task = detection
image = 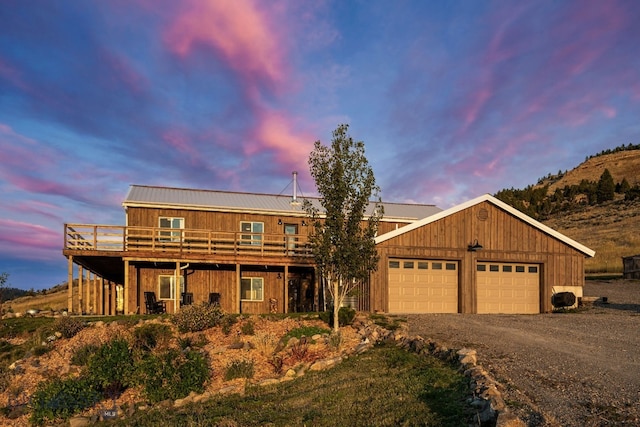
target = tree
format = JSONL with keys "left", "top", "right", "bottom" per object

{"left": 304, "top": 124, "right": 383, "bottom": 331}
{"left": 596, "top": 168, "right": 615, "bottom": 203}
{"left": 0, "top": 272, "right": 9, "bottom": 314}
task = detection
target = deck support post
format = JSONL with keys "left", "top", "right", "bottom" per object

{"left": 78, "top": 265, "right": 83, "bottom": 315}
{"left": 236, "top": 264, "right": 241, "bottom": 313}
{"left": 124, "top": 260, "right": 129, "bottom": 315}
{"left": 284, "top": 265, "right": 289, "bottom": 313}
{"left": 67, "top": 256, "right": 73, "bottom": 314}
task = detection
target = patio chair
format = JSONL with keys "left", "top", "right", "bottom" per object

{"left": 181, "top": 292, "right": 193, "bottom": 306}
{"left": 144, "top": 291, "right": 166, "bottom": 314}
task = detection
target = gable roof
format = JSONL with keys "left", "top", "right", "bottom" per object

{"left": 123, "top": 185, "right": 442, "bottom": 223}
{"left": 375, "top": 193, "right": 595, "bottom": 257}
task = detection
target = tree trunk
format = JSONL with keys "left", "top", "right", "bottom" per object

{"left": 333, "top": 277, "right": 340, "bottom": 332}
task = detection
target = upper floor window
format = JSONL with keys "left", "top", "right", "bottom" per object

{"left": 159, "top": 217, "right": 184, "bottom": 242}
{"left": 240, "top": 221, "right": 263, "bottom": 246}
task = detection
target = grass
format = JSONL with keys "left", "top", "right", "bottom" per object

{"left": 105, "top": 343, "right": 471, "bottom": 427}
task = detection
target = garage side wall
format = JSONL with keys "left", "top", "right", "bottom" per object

{"left": 370, "top": 201, "right": 587, "bottom": 313}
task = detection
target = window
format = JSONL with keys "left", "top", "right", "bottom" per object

{"left": 446, "top": 263, "right": 456, "bottom": 271}
{"left": 432, "top": 262, "right": 442, "bottom": 270}
{"left": 528, "top": 266, "right": 538, "bottom": 273}
{"left": 417, "top": 262, "right": 428, "bottom": 270}
{"left": 159, "top": 217, "right": 184, "bottom": 242}
{"left": 241, "top": 277, "right": 264, "bottom": 301}
{"left": 403, "top": 261, "right": 414, "bottom": 269}
{"left": 489, "top": 265, "right": 499, "bottom": 272}
{"left": 503, "top": 265, "right": 512, "bottom": 272}
{"left": 240, "top": 222, "right": 263, "bottom": 246}
{"left": 477, "top": 264, "right": 486, "bottom": 272}
{"left": 389, "top": 261, "right": 400, "bottom": 268}
{"left": 516, "top": 266, "right": 525, "bottom": 273}
{"left": 158, "top": 275, "right": 185, "bottom": 300}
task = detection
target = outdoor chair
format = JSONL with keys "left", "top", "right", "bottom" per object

{"left": 209, "top": 292, "right": 221, "bottom": 306}
{"left": 144, "top": 291, "right": 166, "bottom": 314}
{"left": 181, "top": 292, "right": 193, "bottom": 306}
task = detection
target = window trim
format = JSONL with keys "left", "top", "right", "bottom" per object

{"left": 241, "top": 277, "right": 264, "bottom": 302}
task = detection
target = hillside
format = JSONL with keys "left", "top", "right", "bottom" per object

{"left": 500, "top": 145, "right": 640, "bottom": 274}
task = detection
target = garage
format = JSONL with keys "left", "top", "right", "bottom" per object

{"left": 476, "top": 262, "right": 540, "bottom": 314}
{"left": 388, "top": 259, "right": 458, "bottom": 313}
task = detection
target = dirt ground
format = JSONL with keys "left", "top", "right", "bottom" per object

{"left": 408, "top": 280, "right": 640, "bottom": 426}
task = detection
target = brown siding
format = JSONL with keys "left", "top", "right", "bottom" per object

{"left": 371, "top": 201, "right": 588, "bottom": 313}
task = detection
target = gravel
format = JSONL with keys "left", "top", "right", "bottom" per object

{"left": 407, "top": 280, "right": 640, "bottom": 426}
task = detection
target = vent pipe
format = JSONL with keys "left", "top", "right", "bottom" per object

{"left": 292, "top": 171, "right": 298, "bottom": 203}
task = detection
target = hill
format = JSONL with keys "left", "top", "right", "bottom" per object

{"left": 496, "top": 144, "right": 640, "bottom": 274}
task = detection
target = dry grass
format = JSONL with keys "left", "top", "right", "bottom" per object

{"left": 4, "top": 289, "right": 70, "bottom": 314}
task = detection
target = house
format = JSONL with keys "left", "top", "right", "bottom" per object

{"left": 62, "top": 186, "right": 595, "bottom": 316}
{"left": 62, "top": 182, "right": 440, "bottom": 315}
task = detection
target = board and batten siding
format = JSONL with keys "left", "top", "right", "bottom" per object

{"left": 370, "top": 201, "right": 587, "bottom": 313}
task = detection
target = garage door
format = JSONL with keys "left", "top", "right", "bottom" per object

{"left": 388, "top": 259, "right": 458, "bottom": 313}
{"left": 476, "top": 263, "right": 539, "bottom": 314}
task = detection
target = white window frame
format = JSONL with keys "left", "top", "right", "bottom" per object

{"left": 158, "top": 275, "right": 185, "bottom": 300}
{"left": 241, "top": 277, "right": 264, "bottom": 301}
{"left": 159, "top": 217, "right": 184, "bottom": 242}
{"left": 240, "top": 221, "right": 263, "bottom": 246}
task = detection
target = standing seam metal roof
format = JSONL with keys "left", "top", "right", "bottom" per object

{"left": 123, "top": 185, "right": 442, "bottom": 221}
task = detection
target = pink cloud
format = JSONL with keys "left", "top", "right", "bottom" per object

{"left": 0, "top": 219, "right": 61, "bottom": 260}
{"left": 165, "top": 0, "right": 288, "bottom": 90}
{"left": 98, "top": 48, "right": 149, "bottom": 95}
{"left": 0, "top": 124, "right": 57, "bottom": 171}
{"left": 246, "top": 111, "right": 314, "bottom": 166}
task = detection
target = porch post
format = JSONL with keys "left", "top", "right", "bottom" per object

{"left": 98, "top": 276, "right": 104, "bottom": 315}
{"left": 78, "top": 265, "right": 83, "bottom": 314}
{"left": 67, "top": 256, "right": 73, "bottom": 313}
{"left": 110, "top": 281, "right": 116, "bottom": 315}
{"left": 284, "top": 265, "right": 289, "bottom": 313}
{"left": 236, "top": 264, "right": 241, "bottom": 313}
{"left": 314, "top": 267, "right": 319, "bottom": 312}
{"left": 124, "top": 260, "right": 129, "bottom": 315}
{"left": 86, "top": 272, "right": 92, "bottom": 314}
{"left": 174, "top": 262, "right": 180, "bottom": 313}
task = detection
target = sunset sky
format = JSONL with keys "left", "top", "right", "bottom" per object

{"left": 1, "top": 0, "right": 640, "bottom": 290}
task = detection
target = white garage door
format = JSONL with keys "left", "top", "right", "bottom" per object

{"left": 388, "top": 259, "right": 458, "bottom": 313}
{"left": 476, "top": 263, "right": 540, "bottom": 314}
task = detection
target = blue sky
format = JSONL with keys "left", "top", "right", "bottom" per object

{"left": 1, "top": 0, "right": 640, "bottom": 290}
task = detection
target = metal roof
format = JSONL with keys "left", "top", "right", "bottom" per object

{"left": 123, "top": 185, "right": 441, "bottom": 222}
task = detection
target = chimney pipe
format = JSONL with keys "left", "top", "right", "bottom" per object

{"left": 292, "top": 171, "right": 298, "bottom": 202}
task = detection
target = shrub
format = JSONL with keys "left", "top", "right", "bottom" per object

{"left": 268, "top": 355, "right": 283, "bottom": 375}
{"left": 52, "top": 316, "right": 86, "bottom": 339}
{"left": 224, "top": 359, "right": 255, "bottom": 381}
{"left": 284, "top": 325, "right": 330, "bottom": 342}
{"left": 319, "top": 307, "right": 356, "bottom": 327}
{"left": 240, "top": 319, "right": 255, "bottom": 335}
{"left": 220, "top": 314, "right": 238, "bottom": 335}
{"left": 86, "top": 338, "right": 135, "bottom": 394}
{"left": 30, "top": 376, "right": 101, "bottom": 425}
{"left": 252, "top": 332, "right": 278, "bottom": 356}
{"left": 70, "top": 343, "right": 100, "bottom": 366}
{"left": 32, "top": 344, "right": 49, "bottom": 357}
{"left": 133, "top": 323, "right": 173, "bottom": 351}
{"left": 171, "top": 303, "right": 225, "bottom": 333}
{"left": 328, "top": 331, "right": 343, "bottom": 351}
{"left": 137, "top": 349, "right": 209, "bottom": 403}
{"left": 287, "top": 341, "right": 309, "bottom": 363}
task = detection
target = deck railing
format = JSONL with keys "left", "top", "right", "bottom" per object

{"left": 64, "top": 224, "right": 313, "bottom": 257}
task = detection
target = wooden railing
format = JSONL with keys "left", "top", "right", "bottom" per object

{"left": 64, "top": 224, "right": 312, "bottom": 258}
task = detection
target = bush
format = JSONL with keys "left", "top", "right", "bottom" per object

{"left": 86, "top": 338, "right": 135, "bottom": 394}
{"left": 30, "top": 376, "right": 101, "bottom": 425}
{"left": 284, "top": 325, "right": 330, "bottom": 342}
{"left": 70, "top": 343, "right": 100, "bottom": 366}
{"left": 171, "top": 303, "right": 225, "bottom": 333}
{"left": 224, "top": 359, "right": 255, "bottom": 381}
{"left": 319, "top": 307, "right": 356, "bottom": 327}
{"left": 252, "top": 332, "right": 278, "bottom": 356}
{"left": 137, "top": 349, "right": 209, "bottom": 403}
{"left": 240, "top": 319, "right": 255, "bottom": 335}
{"left": 52, "top": 316, "right": 86, "bottom": 339}
{"left": 133, "top": 323, "right": 173, "bottom": 351}
{"left": 220, "top": 314, "right": 239, "bottom": 335}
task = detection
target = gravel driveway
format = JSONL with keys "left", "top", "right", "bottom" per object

{"left": 407, "top": 280, "right": 640, "bottom": 426}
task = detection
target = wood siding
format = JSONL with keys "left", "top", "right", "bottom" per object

{"left": 370, "top": 201, "right": 587, "bottom": 313}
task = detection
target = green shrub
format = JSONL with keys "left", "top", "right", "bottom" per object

{"left": 30, "top": 376, "right": 101, "bottom": 425}
{"left": 224, "top": 359, "right": 255, "bottom": 381}
{"left": 240, "top": 319, "right": 255, "bottom": 335}
{"left": 52, "top": 316, "right": 86, "bottom": 339}
{"left": 319, "top": 307, "right": 356, "bottom": 327}
{"left": 32, "top": 344, "right": 49, "bottom": 357}
{"left": 137, "top": 349, "right": 209, "bottom": 403}
{"left": 220, "top": 314, "right": 239, "bottom": 335}
{"left": 284, "top": 325, "right": 330, "bottom": 342}
{"left": 86, "top": 338, "right": 135, "bottom": 394}
{"left": 70, "top": 343, "right": 100, "bottom": 366}
{"left": 133, "top": 323, "right": 173, "bottom": 351}
{"left": 171, "top": 303, "right": 225, "bottom": 333}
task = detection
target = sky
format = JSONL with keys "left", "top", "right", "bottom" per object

{"left": 1, "top": 0, "right": 640, "bottom": 290}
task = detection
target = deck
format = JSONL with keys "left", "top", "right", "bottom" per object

{"left": 64, "top": 224, "right": 313, "bottom": 259}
